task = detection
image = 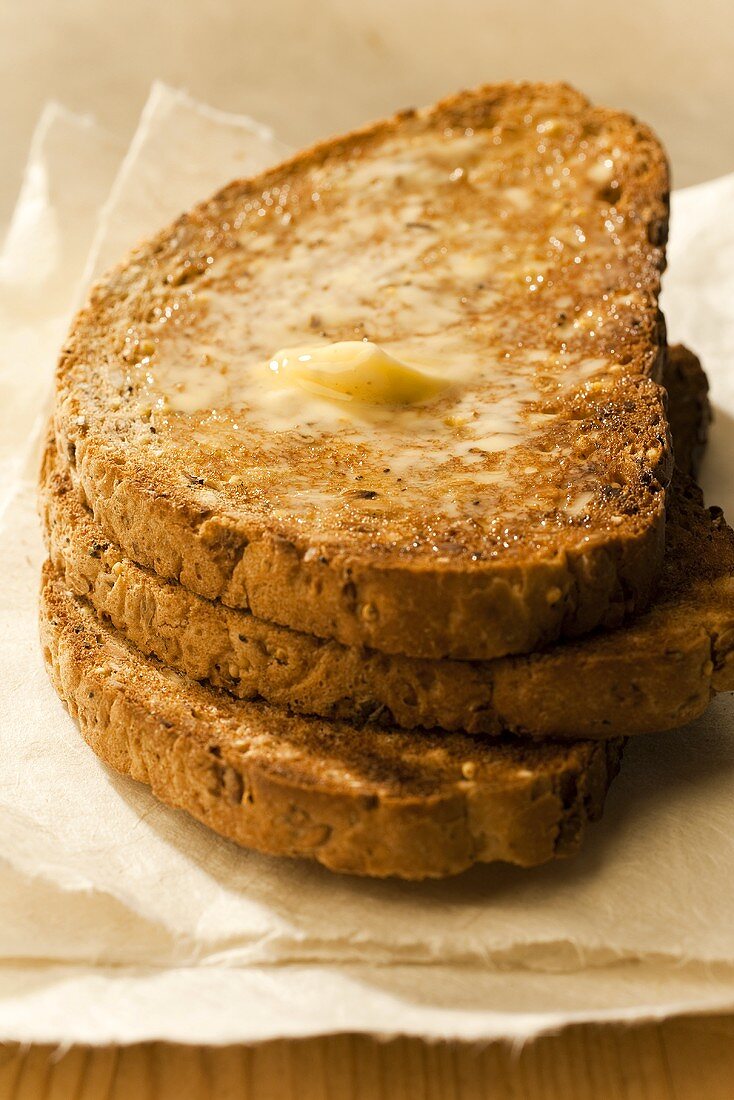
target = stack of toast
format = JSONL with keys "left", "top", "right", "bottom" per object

{"left": 39, "top": 83, "right": 734, "bottom": 878}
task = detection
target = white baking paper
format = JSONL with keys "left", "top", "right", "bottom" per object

{"left": 1, "top": 84, "right": 734, "bottom": 1046}
{"left": 0, "top": 104, "right": 122, "bottom": 512}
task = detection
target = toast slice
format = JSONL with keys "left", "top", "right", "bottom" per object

{"left": 43, "top": 348, "right": 733, "bottom": 739}
{"left": 55, "top": 82, "right": 671, "bottom": 661}
{"left": 39, "top": 565, "right": 622, "bottom": 878}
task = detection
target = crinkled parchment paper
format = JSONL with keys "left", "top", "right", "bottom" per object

{"left": 0, "top": 84, "right": 733, "bottom": 1045}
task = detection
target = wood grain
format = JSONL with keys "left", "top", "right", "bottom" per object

{"left": 2, "top": 1016, "right": 734, "bottom": 1100}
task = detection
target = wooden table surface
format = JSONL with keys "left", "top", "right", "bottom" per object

{"left": 2, "top": 1015, "right": 734, "bottom": 1099}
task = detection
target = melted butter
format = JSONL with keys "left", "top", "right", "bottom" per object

{"left": 268, "top": 341, "right": 449, "bottom": 406}
{"left": 130, "top": 116, "right": 649, "bottom": 525}
{"left": 587, "top": 157, "right": 615, "bottom": 185}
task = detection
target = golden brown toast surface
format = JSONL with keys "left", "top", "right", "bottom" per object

{"left": 55, "top": 82, "right": 670, "bottom": 659}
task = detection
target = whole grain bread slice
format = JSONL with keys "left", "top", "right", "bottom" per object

{"left": 54, "top": 81, "right": 671, "bottom": 661}
{"left": 43, "top": 349, "right": 733, "bottom": 739}
{"left": 39, "top": 565, "right": 622, "bottom": 878}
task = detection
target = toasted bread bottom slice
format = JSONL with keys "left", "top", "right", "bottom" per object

{"left": 42, "top": 349, "right": 734, "bottom": 739}
{"left": 39, "top": 565, "right": 622, "bottom": 878}
{"left": 55, "top": 82, "right": 671, "bottom": 662}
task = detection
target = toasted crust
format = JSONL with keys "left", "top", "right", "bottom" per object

{"left": 664, "top": 341, "right": 712, "bottom": 476}
{"left": 54, "top": 82, "right": 671, "bottom": 660}
{"left": 39, "top": 566, "right": 622, "bottom": 878}
{"left": 43, "top": 350, "right": 733, "bottom": 739}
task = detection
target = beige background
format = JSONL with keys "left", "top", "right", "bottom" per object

{"left": 2, "top": 0, "right": 734, "bottom": 232}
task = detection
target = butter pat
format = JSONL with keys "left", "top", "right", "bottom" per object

{"left": 268, "top": 341, "right": 448, "bottom": 406}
